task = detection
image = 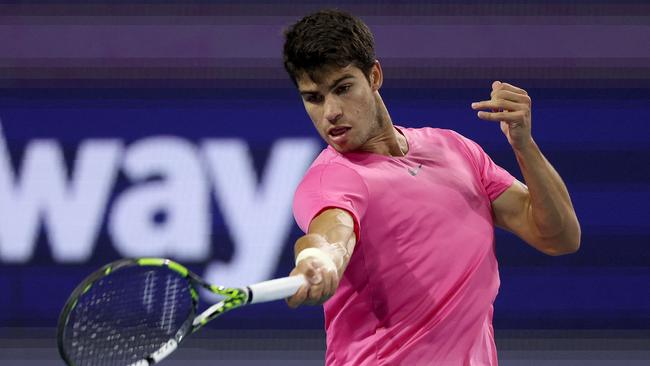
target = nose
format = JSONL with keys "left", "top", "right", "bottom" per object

{"left": 324, "top": 97, "right": 342, "bottom": 124}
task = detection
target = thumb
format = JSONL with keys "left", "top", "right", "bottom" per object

{"left": 305, "top": 264, "right": 322, "bottom": 285}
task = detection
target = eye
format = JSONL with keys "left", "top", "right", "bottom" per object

{"left": 336, "top": 84, "right": 351, "bottom": 94}
{"left": 304, "top": 94, "right": 323, "bottom": 104}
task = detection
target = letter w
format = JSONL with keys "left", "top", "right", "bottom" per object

{"left": 0, "top": 122, "right": 121, "bottom": 263}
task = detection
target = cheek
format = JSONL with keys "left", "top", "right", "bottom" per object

{"left": 304, "top": 106, "right": 320, "bottom": 124}
{"left": 307, "top": 110, "right": 328, "bottom": 136}
{"left": 352, "top": 106, "right": 363, "bottom": 120}
{"left": 355, "top": 97, "right": 372, "bottom": 124}
{"left": 348, "top": 94, "right": 366, "bottom": 117}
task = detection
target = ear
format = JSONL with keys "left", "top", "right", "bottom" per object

{"left": 369, "top": 60, "right": 383, "bottom": 91}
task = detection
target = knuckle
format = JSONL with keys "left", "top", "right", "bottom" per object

{"left": 308, "top": 285, "right": 321, "bottom": 298}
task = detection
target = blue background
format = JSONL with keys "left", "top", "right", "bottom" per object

{"left": 0, "top": 2, "right": 648, "bottom": 354}
{"left": 0, "top": 86, "right": 648, "bottom": 330}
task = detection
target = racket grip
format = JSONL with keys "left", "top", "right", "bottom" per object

{"left": 247, "top": 275, "right": 306, "bottom": 304}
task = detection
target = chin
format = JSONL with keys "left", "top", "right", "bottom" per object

{"left": 323, "top": 132, "right": 358, "bottom": 153}
{"left": 329, "top": 142, "right": 353, "bottom": 153}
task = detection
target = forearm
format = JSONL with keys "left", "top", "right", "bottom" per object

{"left": 287, "top": 209, "right": 356, "bottom": 308}
{"left": 513, "top": 139, "right": 580, "bottom": 253}
{"left": 294, "top": 209, "right": 356, "bottom": 277}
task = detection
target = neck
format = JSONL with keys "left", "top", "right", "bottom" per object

{"left": 359, "top": 94, "right": 408, "bottom": 157}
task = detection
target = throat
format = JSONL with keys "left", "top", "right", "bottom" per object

{"left": 393, "top": 128, "right": 409, "bottom": 157}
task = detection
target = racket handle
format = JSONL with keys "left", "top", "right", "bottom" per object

{"left": 247, "top": 275, "right": 306, "bottom": 304}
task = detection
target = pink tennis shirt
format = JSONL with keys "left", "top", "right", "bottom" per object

{"left": 293, "top": 127, "right": 515, "bottom": 365}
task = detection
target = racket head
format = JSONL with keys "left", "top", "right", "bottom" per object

{"left": 57, "top": 258, "right": 198, "bottom": 366}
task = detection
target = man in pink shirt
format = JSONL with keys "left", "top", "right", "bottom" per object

{"left": 283, "top": 10, "right": 580, "bottom": 366}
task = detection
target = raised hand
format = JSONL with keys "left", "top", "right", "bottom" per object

{"left": 471, "top": 81, "right": 533, "bottom": 150}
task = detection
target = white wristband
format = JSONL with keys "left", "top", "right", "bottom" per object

{"left": 295, "top": 248, "right": 337, "bottom": 271}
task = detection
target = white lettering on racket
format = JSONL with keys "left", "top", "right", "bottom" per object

{"left": 127, "top": 361, "right": 149, "bottom": 366}
{"left": 150, "top": 339, "right": 178, "bottom": 363}
{"left": 126, "top": 339, "right": 178, "bottom": 366}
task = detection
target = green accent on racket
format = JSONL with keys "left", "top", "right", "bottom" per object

{"left": 57, "top": 257, "right": 305, "bottom": 366}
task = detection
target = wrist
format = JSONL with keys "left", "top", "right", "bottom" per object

{"left": 512, "top": 137, "right": 537, "bottom": 155}
{"left": 295, "top": 247, "right": 337, "bottom": 272}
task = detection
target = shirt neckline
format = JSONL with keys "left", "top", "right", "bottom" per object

{"left": 328, "top": 125, "right": 414, "bottom": 162}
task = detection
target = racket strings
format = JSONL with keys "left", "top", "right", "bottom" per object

{"left": 63, "top": 266, "right": 193, "bottom": 366}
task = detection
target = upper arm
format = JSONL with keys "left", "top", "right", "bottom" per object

{"left": 491, "top": 180, "right": 539, "bottom": 249}
{"left": 492, "top": 179, "right": 574, "bottom": 255}
{"left": 292, "top": 163, "right": 367, "bottom": 272}
{"left": 293, "top": 163, "right": 369, "bottom": 235}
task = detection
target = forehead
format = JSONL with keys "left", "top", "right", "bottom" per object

{"left": 296, "top": 65, "right": 362, "bottom": 91}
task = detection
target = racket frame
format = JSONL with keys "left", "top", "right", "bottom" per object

{"left": 57, "top": 258, "right": 251, "bottom": 366}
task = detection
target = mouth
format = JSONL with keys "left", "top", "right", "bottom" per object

{"left": 328, "top": 126, "right": 351, "bottom": 145}
{"left": 328, "top": 126, "right": 350, "bottom": 137}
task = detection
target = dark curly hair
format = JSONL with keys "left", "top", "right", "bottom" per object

{"left": 283, "top": 9, "right": 376, "bottom": 86}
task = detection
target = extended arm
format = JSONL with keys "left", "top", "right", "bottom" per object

{"left": 286, "top": 208, "right": 357, "bottom": 307}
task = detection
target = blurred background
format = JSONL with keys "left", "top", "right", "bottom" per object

{"left": 0, "top": 0, "right": 648, "bottom": 365}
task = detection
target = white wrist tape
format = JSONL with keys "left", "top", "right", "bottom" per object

{"left": 295, "top": 248, "right": 337, "bottom": 271}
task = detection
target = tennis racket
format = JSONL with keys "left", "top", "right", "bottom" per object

{"left": 57, "top": 257, "right": 305, "bottom": 366}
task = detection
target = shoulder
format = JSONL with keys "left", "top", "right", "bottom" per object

{"left": 421, "top": 127, "right": 469, "bottom": 143}
{"left": 303, "top": 147, "right": 366, "bottom": 180}
{"left": 293, "top": 149, "right": 370, "bottom": 233}
{"left": 400, "top": 126, "right": 462, "bottom": 141}
{"left": 401, "top": 126, "right": 473, "bottom": 151}
{"left": 298, "top": 149, "right": 368, "bottom": 194}
{"left": 400, "top": 126, "right": 489, "bottom": 170}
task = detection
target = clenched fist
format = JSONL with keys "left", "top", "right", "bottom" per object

{"left": 286, "top": 254, "right": 339, "bottom": 308}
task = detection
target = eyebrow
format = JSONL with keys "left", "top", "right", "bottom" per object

{"left": 299, "top": 74, "right": 355, "bottom": 96}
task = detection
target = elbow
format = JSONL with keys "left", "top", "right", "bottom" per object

{"left": 543, "top": 241, "right": 579, "bottom": 256}
{"left": 540, "top": 221, "right": 581, "bottom": 256}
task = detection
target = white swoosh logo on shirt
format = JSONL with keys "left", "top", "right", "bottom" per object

{"left": 408, "top": 163, "right": 423, "bottom": 176}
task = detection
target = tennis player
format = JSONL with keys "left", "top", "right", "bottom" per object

{"left": 284, "top": 10, "right": 580, "bottom": 365}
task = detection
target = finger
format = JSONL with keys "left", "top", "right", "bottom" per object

{"left": 492, "top": 81, "right": 528, "bottom": 95}
{"left": 286, "top": 261, "right": 318, "bottom": 308}
{"left": 297, "top": 259, "right": 322, "bottom": 285}
{"left": 307, "top": 262, "right": 323, "bottom": 285}
{"left": 472, "top": 99, "right": 525, "bottom": 112}
{"left": 490, "top": 90, "right": 531, "bottom": 105}
{"left": 500, "top": 82, "right": 528, "bottom": 95}
{"left": 476, "top": 110, "right": 527, "bottom": 123}
{"left": 319, "top": 267, "right": 331, "bottom": 299}
{"left": 307, "top": 275, "right": 324, "bottom": 305}
{"left": 286, "top": 283, "right": 310, "bottom": 308}
{"left": 321, "top": 268, "right": 336, "bottom": 301}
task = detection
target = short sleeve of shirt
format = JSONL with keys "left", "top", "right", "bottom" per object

{"left": 292, "top": 162, "right": 369, "bottom": 239}
{"left": 451, "top": 131, "right": 515, "bottom": 201}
